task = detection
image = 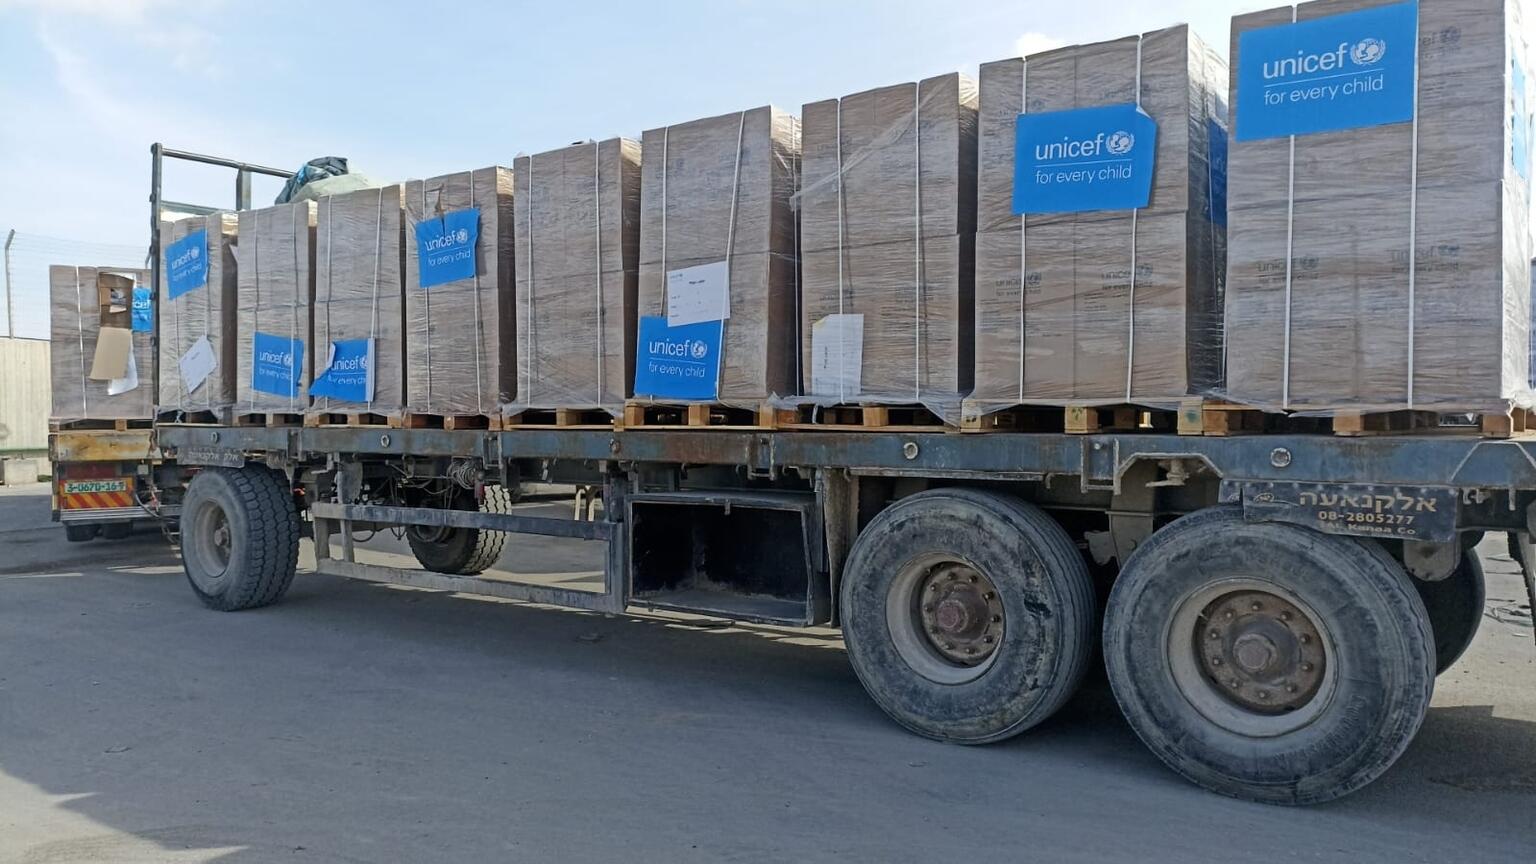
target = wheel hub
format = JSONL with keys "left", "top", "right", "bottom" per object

{"left": 1195, "top": 590, "right": 1325, "bottom": 714}
{"left": 918, "top": 564, "right": 1004, "bottom": 666}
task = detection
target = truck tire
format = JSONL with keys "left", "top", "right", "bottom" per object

{"left": 1104, "top": 507, "right": 1433, "bottom": 805}
{"left": 101, "top": 522, "right": 132, "bottom": 540}
{"left": 839, "top": 488, "right": 1095, "bottom": 744}
{"left": 1414, "top": 547, "right": 1484, "bottom": 675}
{"left": 64, "top": 523, "right": 99, "bottom": 542}
{"left": 405, "top": 485, "right": 510, "bottom": 576}
{"left": 181, "top": 467, "right": 301, "bottom": 611}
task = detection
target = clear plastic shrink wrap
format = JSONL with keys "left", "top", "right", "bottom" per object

{"left": 635, "top": 106, "right": 801, "bottom": 407}
{"left": 235, "top": 201, "right": 316, "bottom": 415}
{"left": 511, "top": 138, "right": 641, "bottom": 414}
{"left": 49, "top": 265, "right": 155, "bottom": 422}
{"left": 1222, "top": 0, "right": 1533, "bottom": 414}
{"left": 311, "top": 185, "right": 408, "bottom": 417}
{"left": 403, "top": 167, "right": 516, "bottom": 417}
{"left": 797, "top": 73, "right": 978, "bottom": 420}
{"left": 971, "top": 26, "right": 1229, "bottom": 417}
{"left": 158, "top": 212, "right": 239, "bottom": 418}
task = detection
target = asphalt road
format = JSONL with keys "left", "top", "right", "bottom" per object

{"left": 1, "top": 483, "right": 1533, "bottom": 863}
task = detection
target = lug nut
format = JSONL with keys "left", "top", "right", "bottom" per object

{"left": 1210, "top": 657, "right": 1223, "bottom": 667}
{"left": 1299, "top": 634, "right": 1311, "bottom": 645}
{"left": 1286, "top": 685, "right": 1298, "bottom": 694}
{"left": 965, "top": 647, "right": 976, "bottom": 655}
{"left": 1229, "top": 679, "right": 1242, "bottom": 689}
{"left": 947, "top": 573, "right": 957, "bottom": 581}
{"left": 1250, "top": 601, "right": 1262, "bottom": 611}
{"left": 990, "top": 614, "right": 1002, "bottom": 624}
{"left": 1223, "top": 610, "right": 1234, "bottom": 620}
{"left": 1209, "top": 629, "right": 1220, "bottom": 639}
{"left": 924, "top": 605, "right": 935, "bottom": 613}
{"left": 1257, "top": 690, "right": 1269, "bottom": 700}
{"left": 930, "top": 627, "right": 942, "bottom": 635}
{"left": 968, "top": 574, "right": 978, "bottom": 583}
{"left": 983, "top": 592, "right": 995, "bottom": 601}
{"left": 983, "top": 636, "right": 994, "bottom": 644}
{"left": 943, "top": 643, "right": 955, "bottom": 651}
{"left": 1279, "top": 611, "right": 1292, "bottom": 622}
{"left": 1301, "top": 662, "right": 1313, "bottom": 673}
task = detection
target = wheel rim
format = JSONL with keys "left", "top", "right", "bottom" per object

{"left": 886, "top": 554, "right": 1005, "bottom": 685}
{"left": 409, "top": 523, "right": 453, "bottom": 545}
{"left": 1166, "top": 578, "right": 1338, "bottom": 737}
{"left": 188, "top": 499, "right": 233, "bottom": 589}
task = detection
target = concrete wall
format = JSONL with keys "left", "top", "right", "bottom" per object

{"left": 0, "top": 337, "right": 50, "bottom": 453}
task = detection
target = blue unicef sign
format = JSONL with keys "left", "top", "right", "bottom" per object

{"left": 251, "top": 331, "right": 303, "bottom": 398}
{"left": 1013, "top": 104, "right": 1158, "bottom": 215}
{"left": 633, "top": 315, "right": 722, "bottom": 401}
{"left": 131, "top": 285, "right": 153, "bottom": 333}
{"left": 165, "top": 229, "right": 209, "bottom": 300}
{"left": 309, "top": 338, "right": 374, "bottom": 403}
{"left": 413, "top": 207, "right": 480, "bottom": 289}
{"left": 1236, "top": 1, "right": 1418, "bottom": 141}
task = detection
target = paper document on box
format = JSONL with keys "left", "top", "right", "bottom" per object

{"left": 107, "top": 351, "right": 139, "bottom": 396}
{"left": 179, "top": 335, "right": 216, "bottom": 394}
{"left": 88, "top": 327, "right": 132, "bottom": 381}
{"left": 666, "top": 260, "right": 730, "bottom": 326}
{"left": 810, "top": 314, "right": 864, "bottom": 398}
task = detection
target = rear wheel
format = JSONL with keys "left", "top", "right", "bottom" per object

{"left": 1412, "top": 547, "right": 1485, "bottom": 675}
{"left": 1104, "top": 507, "right": 1433, "bottom": 805}
{"left": 840, "top": 488, "right": 1095, "bottom": 744}
{"left": 181, "top": 467, "right": 301, "bottom": 611}
{"left": 101, "top": 522, "right": 132, "bottom": 540}
{"left": 406, "top": 485, "right": 511, "bottom": 575}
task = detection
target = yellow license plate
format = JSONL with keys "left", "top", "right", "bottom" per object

{"left": 63, "top": 479, "right": 130, "bottom": 494}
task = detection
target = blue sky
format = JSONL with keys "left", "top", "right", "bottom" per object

{"left": 0, "top": 0, "right": 1263, "bottom": 250}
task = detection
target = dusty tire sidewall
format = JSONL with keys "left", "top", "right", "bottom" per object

{"left": 181, "top": 469, "right": 252, "bottom": 605}
{"left": 841, "top": 492, "right": 1073, "bottom": 742}
{"left": 1106, "top": 510, "right": 1433, "bottom": 804}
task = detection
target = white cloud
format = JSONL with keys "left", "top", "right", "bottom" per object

{"left": 1014, "top": 32, "right": 1066, "bottom": 58}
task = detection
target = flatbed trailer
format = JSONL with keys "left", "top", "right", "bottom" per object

{"left": 151, "top": 420, "right": 1536, "bottom": 805}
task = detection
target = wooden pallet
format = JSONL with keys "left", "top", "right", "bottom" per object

{"left": 1178, "top": 399, "right": 1535, "bottom": 439}
{"left": 398, "top": 413, "right": 503, "bottom": 431}
{"left": 504, "top": 408, "right": 616, "bottom": 429}
{"left": 619, "top": 401, "right": 787, "bottom": 430}
{"left": 961, "top": 403, "right": 1174, "bottom": 435}
{"left": 49, "top": 417, "right": 154, "bottom": 432}
{"left": 233, "top": 412, "right": 304, "bottom": 428}
{"left": 782, "top": 403, "right": 950, "bottom": 432}
{"left": 303, "top": 411, "right": 401, "bottom": 428}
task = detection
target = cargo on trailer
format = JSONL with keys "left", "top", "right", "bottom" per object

{"left": 49, "top": 265, "right": 155, "bottom": 423}
{"left": 158, "top": 213, "right": 238, "bottom": 419}
{"left": 1222, "top": 0, "right": 1534, "bottom": 414}
{"left": 635, "top": 106, "right": 801, "bottom": 408}
{"left": 235, "top": 201, "right": 316, "bottom": 418}
{"left": 311, "top": 184, "right": 408, "bottom": 419}
{"left": 971, "top": 25, "right": 1228, "bottom": 416}
{"left": 798, "top": 73, "right": 978, "bottom": 417}
{"left": 512, "top": 138, "right": 641, "bottom": 415}
{"left": 403, "top": 167, "right": 516, "bottom": 419}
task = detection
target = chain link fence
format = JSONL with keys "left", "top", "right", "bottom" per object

{"left": 3, "top": 231, "right": 149, "bottom": 340}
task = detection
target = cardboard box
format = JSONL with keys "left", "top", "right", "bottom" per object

{"left": 158, "top": 213, "right": 238, "bottom": 416}
{"left": 49, "top": 265, "right": 155, "bottom": 421}
{"left": 403, "top": 167, "right": 516, "bottom": 417}
{"left": 311, "top": 184, "right": 408, "bottom": 416}
{"left": 799, "top": 73, "right": 978, "bottom": 408}
{"left": 1224, "top": 0, "right": 1533, "bottom": 412}
{"left": 512, "top": 138, "right": 641, "bottom": 412}
{"left": 636, "top": 106, "right": 800, "bottom": 404}
{"left": 972, "top": 26, "right": 1228, "bottom": 409}
{"left": 235, "top": 201, "right": 316, "bottom": 414}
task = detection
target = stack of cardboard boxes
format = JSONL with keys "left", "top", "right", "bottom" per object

{"left": 235, "top": 201, "right": 316, "bottom": 415}
{"left": 48, "top": 266, "right": 154, "bottom": 422}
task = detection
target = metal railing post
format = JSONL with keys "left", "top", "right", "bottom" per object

{"left": 3, "top": 228, "right": 15, "bottom": 339}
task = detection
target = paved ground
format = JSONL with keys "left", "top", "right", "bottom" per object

{"left": 0, "top": 482, "right": 1533, "bottom": 863}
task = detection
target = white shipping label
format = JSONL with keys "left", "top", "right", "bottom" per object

{"left": 666, "top": 260, "right": 730, "bottom": 326}
{"left": 179, "top": 335, "right": 216, "bottom": 394}
{"left": 810, "top": 314, "right": 864, "bottom": 398}
{"left": 107, "top": 350, "right": 139, "bottom": 396}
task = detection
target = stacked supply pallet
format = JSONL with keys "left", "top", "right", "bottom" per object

{"left": 970, "top": 26, "right": 1228, "bottom": 424}
{"left": 235, "top": 201, "right": 316, "bottom": 424}
{"left": 309, "top": 184, "right": 408, "bottom": 425}
{"left": 48, "top": 265, "right": 155, "bottom": 424}
{"left": 1222, "top": 0, "right": 1534, "bottom": 420}
{"left": 511, "top": 138, "right": 641, "bottom": 423}
{"left": 403, "top": 167, "right": 516, "bottom": 426}
{"left": 158, "top": 212, "right": 239, "bottom": 422}
{"left": 798, "top": 73, "right": 978, "bottom": 423}
{"left": 631, "top": 106, "right": 801, "bottom": 423}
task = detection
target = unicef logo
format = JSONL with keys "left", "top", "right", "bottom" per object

{"left": 454, "top": 228, "right": 470, "bottom": 244}
{"left": 1105, "top": 131, "right": 1135, "bottom": 156}
{"left": 189, "top": 246, "right": 200, "bottom": 259}
{"left": 1351, "top": 38, "right": 1386, "bottom": 66}
{"left": 689, "top": 340, "right": 709, "bottom": 360}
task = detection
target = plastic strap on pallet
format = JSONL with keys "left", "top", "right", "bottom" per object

{"left": 1405, "top": 6, "right": 1422, "bottom": 409}
{"left": 368, "top": 187, "right": 383, "bottom": 412}
{"left": 418, "top": 182, "right": 433, "bottom": 413}
{"left": 835, "top": 99, "right": 848, "bottom": 404}
{"left": 912, "top": 81, "right": 926, "bottom": 404}
{"left": 523, "top": 156, "right": 536, "bottom": 407}
{"left": 594, "top": 141, "right": 605, "bottom": 405}
{"left": 74, "top": 266, "right": 87, "bottom": 419}
{"left": 249, "top": 208, "right": 260, "bottom": 412}
{"left": 1018, "top": 59, "right": 1028, "bottom": 403}
{"left": 468, "top": 170, "right": 485, "bottom": 415}
{"left": 1281, "top": 7, "right": 1298, "bottom": 411}
{"left": 288, "top": 203, "right": 300, "bottom": 414}
{"left": 1123, "top": 35, "right": 1144, "bottom": 403}
{"left": 720, "top": 111, "right": 747, "bottom": 395}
